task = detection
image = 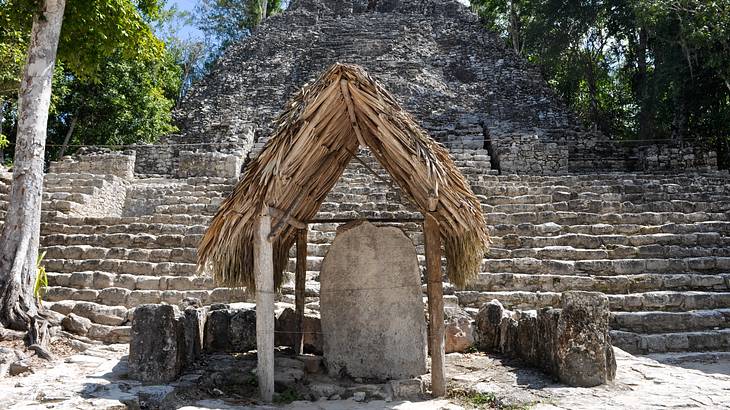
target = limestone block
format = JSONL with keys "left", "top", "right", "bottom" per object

{"left": 128, "top": 290, "right": 161, "bottom": 306}
{"left": 444, "top": 307, "right": 474, "bottom": 354}
{"left": 555, "top": 292, "right": 616, "bottom": 387}
{"left": 319, "top": 221, "right": 427, "bottom": 380}
{"left": 203, "top": 308, "right": 256, "bottom": 353}
{"left": 62, "top": 313, "right": 92, "bottom": 335}
{"left": 184, "top": 307, "right": 207, "bottom": 367}
{"left": 129, "top": 304, "right": 186, "bottom": 383}
{"left": 275, "top": 307, "right": 323, "bottom": 354}
{"left": 71, "top": 302, "right": 127, "bottom": 326}
{"left": 88, "top": 324, "right": 131, "bottom": 344}
{"left": 475, "top": 292, "right": 616, "bottom": 387}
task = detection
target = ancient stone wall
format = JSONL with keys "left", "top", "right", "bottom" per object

{"left": 177, "top": 151, "right": 244, "bottom": 179}
{"left": 173, "top": 0, "right": 602, "bottom": 173}
{"left": 134, "top": 137, "right": 179, "bottom": 176}
{"left": 51, "top": 149, "right": 135, "bottom": 180}
{"left": 635, "top": 143, "right": 718, "bottom": 172}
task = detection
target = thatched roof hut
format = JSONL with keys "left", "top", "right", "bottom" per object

{"left": 198, "top": 63, "right": 489, "bottom": 289}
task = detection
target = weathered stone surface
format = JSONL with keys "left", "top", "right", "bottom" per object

{"left": 62, "top": 313, "right": 93, "bottom": 335}
{"left": 555, "top": 291, "right": 616, "bottom": 387}
{"left": 0, "top": 348, "right": 25, "bottom": 378}
{"left": 475, "top": 292, "right": 616, "bottom": 387}
{"left": 275, "top": 307, "right": 323, "bottom": 354}
{"left": 444, "top": 307, "right": 474, "bottom": 353}
{"left": 8, "top": 361, "right": 32, "bottom": 376}
{"left": 203, "top": 307, "right": 256, "bottom": 353}
{"left": 129, "top": 304, "right": 186, "bottom": 383}
{"left": 474, "top": 299, "right": 507, "bottom": 351}
{"left": 71, "top": 302, "right": 127, "bottom": 326}
{"left": 184, "top": 307, "right": 207, "bottom": 367}
{"left": 319, "top": 221, "right": 427, "bottom": 380}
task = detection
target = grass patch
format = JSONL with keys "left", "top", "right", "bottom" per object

{"left": 274, "top": 388, "right": 302, "bottom": 404}
{"left": 447, "top": 386, "right": 539, "bottom": 409}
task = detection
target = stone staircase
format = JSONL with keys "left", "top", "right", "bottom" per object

{"left": 285, "top": 156, "right": 730, "bottom": 355}
{"left": 39, "top": 176, "right": 241, "bottom": 343}
{"left": 0, "top": 150, "right": 729, "bottom": 355}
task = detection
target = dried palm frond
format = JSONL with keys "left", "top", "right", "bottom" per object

{"left": 198, "top": 63, "right": 490, "bottom": 290}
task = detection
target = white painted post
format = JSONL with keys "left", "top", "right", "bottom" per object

{"left": 254, "top": 211, "right": 275, "bottom": 402}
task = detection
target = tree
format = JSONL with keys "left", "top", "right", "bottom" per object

{"left": 154, "top": 4, "right": 208, "bottom": 103}
{"left": 48, "top": 52, "right": 180, "bottom": 159}
{"left": 0, "top": 0, "right": 66, "bottom": 350}
{"left": 0, "top": 0, "right": 164, "bottom": 347}
{"left": 471, "top": 0, "right": 730, "bottom": 158}
{"left": 195, "top": 0, "right": 284, "bottom": 57}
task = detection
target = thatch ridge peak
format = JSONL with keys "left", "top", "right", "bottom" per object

{"left": 197, "top": 63, "right": 489, "bottom": 290}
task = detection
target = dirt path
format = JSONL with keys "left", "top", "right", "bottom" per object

{"left": 1, "top": 346, "right": 728, "bottom": 409}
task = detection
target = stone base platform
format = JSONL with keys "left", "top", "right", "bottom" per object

{"left": 1, "top": 342, "right": 729, "bottom": 409}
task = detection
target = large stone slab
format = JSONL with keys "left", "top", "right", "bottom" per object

{"left": 319, "top": 221, "right": 427, "bottom": 379}
{"left": 203, "top": 306, "right": 257, "bottom": 353}
{"left": 129, "top": 304, "right": 186, "bottom": 383}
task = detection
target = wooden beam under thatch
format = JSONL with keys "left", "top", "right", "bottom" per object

{"left": 198, "top": 63, "right": 490, "bottom": 290}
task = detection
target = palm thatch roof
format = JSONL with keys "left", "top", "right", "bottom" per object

{"left": 198, "top": 63, "right": 489, "bottom": 289}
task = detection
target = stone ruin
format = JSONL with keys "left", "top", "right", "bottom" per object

{"left": 0, "top": 0, "right": 729, "bottom": 394}
{"left": 475, "top": 292, "right": 616, "bottom": 387}
{"left": 319, "top": 222, "right": 427, "bottom": 380}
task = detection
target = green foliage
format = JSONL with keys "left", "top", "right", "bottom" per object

{"left": 154, "top": 3, "right": 208, "bottom": 100}
{"left": 273, "top": 388, "right": 302, "bottom": 404}
{"left": 195, "top": 0, "right": 284, "bottom": 53}
{"left": 0, "top": 133, "right": 8, "bottom": 150}
{"left": 33, "top": 251, "right": 48, "bottom": 302}
{"left": 449, "top": 387, "right": 498, "bottom": 408}
{"left": 472, "top": 0, "right": 730, "bottom": 162}
{"left": 47, "top": 51, "right": 180, "bottom": 154}
{"left": 0, "top": 0, "right": 182, "bottom": 160}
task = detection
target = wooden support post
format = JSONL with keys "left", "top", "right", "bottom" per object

{"left": 295, "top": 227, "right": 308, "bottom": 355}
{"left": 424, "top": 213, "right": 446, "bottom": 397}
{"left": 254, "top": 211, "right": 275, "bottom": 402}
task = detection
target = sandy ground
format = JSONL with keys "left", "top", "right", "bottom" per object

{"left": 0, "top": 344, "right": 729, "bottom": 409}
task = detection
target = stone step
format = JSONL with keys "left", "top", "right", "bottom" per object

{"left": 153, "top": 203, "right": 222, "bottom": 215}
{"left": 490, "top": 231, "right": 730, "bottom": 248}
{"left": 488, "top": 211, "right": 730, "bottom": 226}
{"left": 485, "top": 244, "right": 730, "bottom": 260}
{"left": 472, "top": 183, "right": 730, "bottom": 197}
{"left": 42, "top": 285, "right": 249, "bottom": 309}
{"left": 471, "top": 182, "right": 730, "bottom": 196}
{"left": 481, "top": 257, "right": 730, "bottom": 275}
{"left": 611, "top": 309, "right": 730, "bottom": 333}
{"left": 488, "top": 221, "right": 730, "bottom": 237}
{"left": 40, "top": 214, "right": 213, "bottom": 226}
{"left": 43, "top": 258, "right": 198, "bottom": 277}
{"left": 47, "top": 300, "right": 131, "bottom": 326}
{"left": 43, "top": 245, "right": 198, "bottom": 264}
{"left": 46, "top": 271, "right": 216, "bottom": 291}
{"left": 454, "top": 290, "right": 730, "bottom": 312}
{"left": 41, "top": 222, "right": 208, "bottom": 236}
{"left": 479, "top": 200, "right": 730, "bottom": 214}
{"left": 42, "top": 233, "right": 202, "bottom": 249}
{"left": 468, "top": 272, "right": 730, "bottom": 294}
{"left": 611, "top": 329, "right": 730, "bottom": 354}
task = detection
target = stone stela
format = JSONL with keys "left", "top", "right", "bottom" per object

{"left": 319, "top": 221, "right": 427, "bottom": 380}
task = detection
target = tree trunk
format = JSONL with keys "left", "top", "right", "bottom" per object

{"left": 0, "top": 100, "right": 5, "bottom": 164}
{"left": 261, "top": 0, "right": 268, "bottom": 20}
{"left": 58, "top": 113, "right": 77, "bottom": 158}
{"left": 0, "top": 0, "right": 65, "bottom": 334}
{"left": 636, "top": 27, "right": 653, "bottom": 140}
{"left": 508, "top": 0, "right": 522, "bottom": 55}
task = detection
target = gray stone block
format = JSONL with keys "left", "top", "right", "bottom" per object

{"left": 129, "top": 304, "right": 186, "bottom": 383}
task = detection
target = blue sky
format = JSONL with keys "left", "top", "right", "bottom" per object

{"left": 170, "top": 0, "right": 202, "bottom": 38}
